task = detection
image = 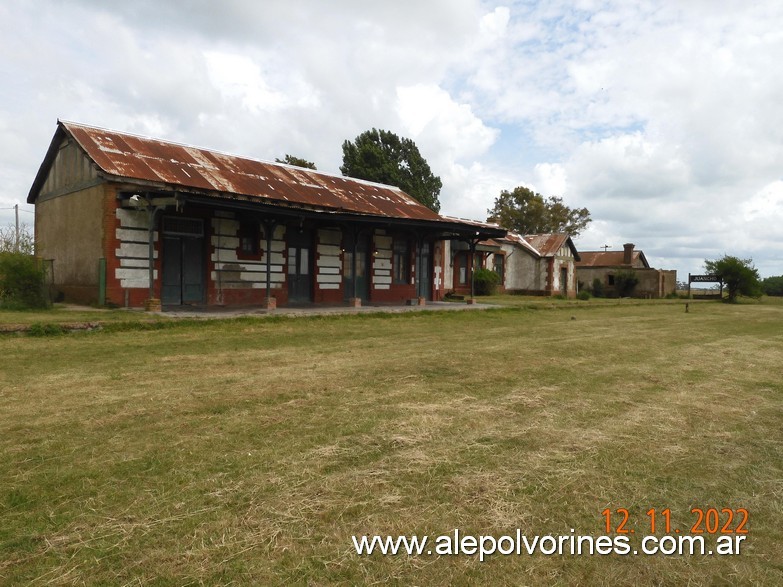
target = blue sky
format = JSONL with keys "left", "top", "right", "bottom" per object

{"left": 1, "top": 0, "right": 782, "bottom": 279}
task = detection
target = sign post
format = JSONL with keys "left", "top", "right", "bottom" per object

{"left": 688, "top": 274, "right": 723, "bottom": 298}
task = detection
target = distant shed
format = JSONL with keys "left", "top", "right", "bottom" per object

{"left": 576, "top": 243, "right": 676, "bottom": 298}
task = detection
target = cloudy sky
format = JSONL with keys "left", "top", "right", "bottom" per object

{"left": 2, "top": 0, "right": 782, "bottom": 278}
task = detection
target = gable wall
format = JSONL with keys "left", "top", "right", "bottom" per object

{"left": 38, "top": 138, "right": 101, "bottom": 200}
{"left": 498, "top": 245, "right": 545, "bottom": 292}
{"left": 35, "top": 183, "right": 107, "bottom": 304}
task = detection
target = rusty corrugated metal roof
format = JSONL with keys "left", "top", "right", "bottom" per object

{"left": 523, "top": 233, "right": 569, "bottom": 257}
{"left": 439, "top": 215, "right": 504, "bottom": 232}
{"left": 55, "top": 121, "right": 443, "bottom": 222}
{"left": 495, "top": 231, "right": 541, "bottom": 257}
{"left": 576, "top": 250, "right": 648, "bottom": 268}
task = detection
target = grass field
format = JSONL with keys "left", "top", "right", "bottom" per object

{"left": 1, "top": 300, "right": 782, "bottom": 585}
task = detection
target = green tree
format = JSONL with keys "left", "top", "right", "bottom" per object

{"left": 760, "top": 275, "right": 783, "bottom": 296}
{"left": 275, "top": 154, "right": 317, "bottom": 170}
{"left": 704, "top": 255, "right": 762, "bottom": 303}
{"left": 486, "top": 186, "right": 591, "bottom": 237}
{"left": 340, "top": 129, "right": 442, "bottom": 212}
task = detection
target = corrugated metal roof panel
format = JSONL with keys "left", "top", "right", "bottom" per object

{"left": 60, "top": 121, "right": 443, "bottom": 222}
{"left": 524, "top": 233, "right": 568, "bottom": 257}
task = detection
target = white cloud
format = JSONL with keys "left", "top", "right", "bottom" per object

{"left": 478, "top": 6, "right": 511, "bottom": 43}
{"left": 395, "top": 84, "right": 498, "bottom": 161}
{"left": 532, "top": 163, "right": 568, "bottom": 199}
{"left": 568, "top": 133, "right": 691, "bottom": 202}
{"left": 204, "top": 51, "right": 320, "bottom": 114}
{"left": 1, "top": 0, "right": 782, "bottom": 279}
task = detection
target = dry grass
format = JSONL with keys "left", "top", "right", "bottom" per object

{"left": 1, "top": 301, "right": 782, "bottom": 585}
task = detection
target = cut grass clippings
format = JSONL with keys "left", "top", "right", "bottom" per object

{"left": 1, "top": 301, "right": 782, "bottom": 585}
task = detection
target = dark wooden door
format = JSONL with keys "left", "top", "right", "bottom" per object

{"left": 161, "top": 217, "right": 204, "bottom": 305}
{"left": 287, "top": 230, "right": 312, "bottom": 303}
{"left": 416, "top": 242, "right": 432, "bottom": 300}
{"left": 343, "top": 233, "right": 370, "bottom": 301}
{"left": 162, "top": 235, "right": 204, "bottom": 305}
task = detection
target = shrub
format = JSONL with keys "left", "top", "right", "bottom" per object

{"left": 472, "top": 268, "right": 501, "bottom": 296}
{"left": 0, "top": 252, "right": 50, "bottom": 309}
{"left": 614, "top": 269, "right": 639, "bottom": 297}
{"left": 27, "top": 322, "right": 65, "bottom": 337}
{"left": 577, "top": 290, "right": 591, "bottom": 301}
{"left": 591, "top": 278, "right": 605, "bottom": 298}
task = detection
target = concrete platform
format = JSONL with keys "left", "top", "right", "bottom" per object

{"left": 160, "top": 300, "right": 498, "bottom": 319}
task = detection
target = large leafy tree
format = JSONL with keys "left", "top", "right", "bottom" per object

{"left": 341, "top": 129, "right": 442, "bottom": 212}
{"left": 761, "top": 275, "right": 783, "bottom": 296}
{"left": 486, "top": 186, "right": 591, "bottom": 237}
{"left": 704, "top": 255, "right": 762, "bottom": 303}
{"left": 275, "top": 154, "right": 317, "bottom": 170}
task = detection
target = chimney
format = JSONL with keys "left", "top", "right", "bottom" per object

{"left": 623, "top": 243, "right": 634, "bottom": 265}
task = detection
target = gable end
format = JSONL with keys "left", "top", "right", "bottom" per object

{"left": 28, "top": 126, "right": 102, "bottom": 203}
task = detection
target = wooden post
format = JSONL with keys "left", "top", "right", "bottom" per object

{"left": 263, "top": 219, "right": 277, "bottom": 309}
{"left": 14, "top": 204, "right": 19, "bottom": 252}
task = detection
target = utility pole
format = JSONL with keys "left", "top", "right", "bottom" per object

{"left": 14, "top": 204, "right": 19, "bottom": 252}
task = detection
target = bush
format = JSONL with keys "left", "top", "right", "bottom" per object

{"left": 27, "top": 322, "right": 65, "bottom": 337}
{"left": 591, "top": 278, "right": 605, "bottom": 298}
{"left": 614, "top": 269, "right": 639, "bottom": 297}
{"left": 577, "top": 290, "right": 591, "bottom": 301}
{"left": 472, "top": 268, "right": 501, "bottom": 296}
{"left": 0, "top": 252, "right": 50, "bottom": 309}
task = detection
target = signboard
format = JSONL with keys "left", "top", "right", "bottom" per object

{"left": 689, "top": 274, "right": 721, "bottom": 283}
{"left": 688, "top": 273, "right": 724, "bottom": 299}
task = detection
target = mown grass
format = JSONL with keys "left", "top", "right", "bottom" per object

{"left": 0, "top": 304, "right": 171, "bottom": 327}
{"left": 1, "top": 301, "right": 782, "bottom": 585}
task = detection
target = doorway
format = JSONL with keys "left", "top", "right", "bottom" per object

{"left": 416, "top": 241, "right": 432, "bottom": 300}
{"left": 161, "top": 217, "right": 205, "bottom": 305}
{"left": 560, "top": 267, "right": 568, "bottom": 296}
{"left": 287, "top": 229, "right": 313, "bottom": 303}
{"left": 343, "top": 232, "right": 370, "bottom": 301}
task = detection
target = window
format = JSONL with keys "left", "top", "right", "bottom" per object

{"left": 607, "top": 274, "right": 615, "bottom": 286}
{"left": 393, "top": 239, "right": 410, "bottom": 284}
{"left": 457, "top": 252, "right": 468, "bottom": 285}
{"left": 237, "top": 222, "right": 259, "bottom": 257}
{"left": 162, "top": 216, "right": 203, "bottom": 236}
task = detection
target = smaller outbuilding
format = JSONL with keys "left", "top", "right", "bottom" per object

{"left": 493, "top": 232, "right": 581, "bottom": 298}
{"left": 576, "top": 243, "right": 676, "bottom": 298}
{"left": 443, "top": 231, "right": 580, "bottom": 298}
